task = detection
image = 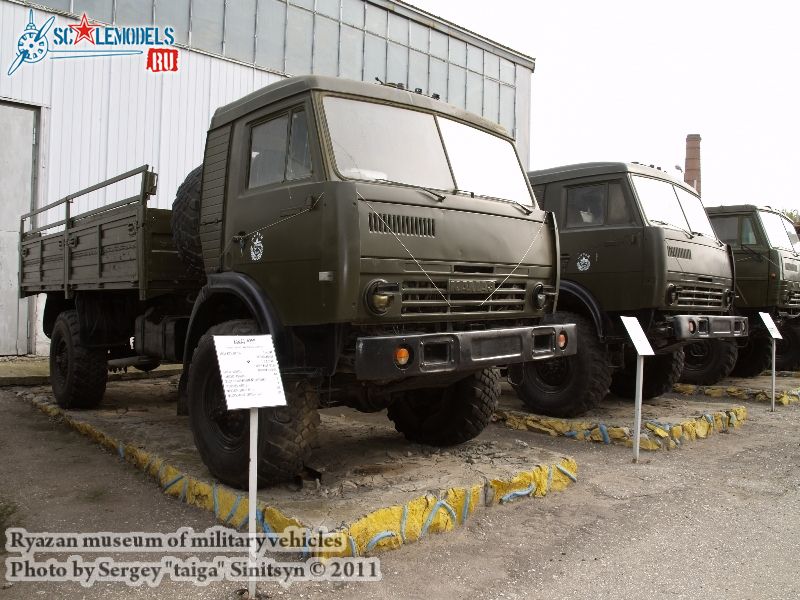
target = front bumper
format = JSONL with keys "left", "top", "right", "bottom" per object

{"left": 670, "top": 314, "right": 748, "bottom": 340}
{"left": 355, "top": 324, "right": 577, "bottom": 381}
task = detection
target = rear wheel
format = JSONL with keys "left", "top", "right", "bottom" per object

{"left": 511, "top": 312, "right": 611, "bottom": 418}
{"left": 387, "top": 368, "right": 500, "bottom": 446}
{"left": 610, "top": 348, "right": 685, "bottom": 400}
{"left": 776, "top": 323, "right": 800, "bottom": 371}
{"left": 680, "top": 339, "right": 738, "bottom": 385}
{"left": 187, "top": 319, "right": 319, "bottom": 488}
{"left": 731, "top": 330, "right": 773, "bottom": 377}
{"left": 49, "top": 310, "right": 108, "bottom": 409}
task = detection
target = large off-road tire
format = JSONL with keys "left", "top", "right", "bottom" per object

{"left": 731, "top": 330, "right": 773, "bottom": 377}
{"left": 187, "top": 319, "right": 320, "bottom": 488}
{"left": 133, "top": 359, "right": 161, "bottom": 373}
{"left": 170, "top": 166, "right": 204, "bottom": 278}
{"left": 776, "top": 323, "right": 800, "bottom": 371}
{"left": 49, "top": 310, "right": 108, "bottom": 409}
{"left": 610, "top": 348, "right": 685, "bottom": 400}
{"left": 511, "top": 311, "right": 611, "bottom": 418}
{"left": 680, "top": 339, "right": 738, "bottom": 385}
{"left": 387, "top": 368, "right": 500, "bottom": 446}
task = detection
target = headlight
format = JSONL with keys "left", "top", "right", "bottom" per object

{"left": 364, "top": 280, "right": 399, "bottom": 315}
{"left": 666, "top": 284, "right": 679, "bottom": 305}
{"left": 723, "top": 289, "right": 735, "bottom": 307}
{"left": 531, "top": 284, "right": 547, "bottom": 310}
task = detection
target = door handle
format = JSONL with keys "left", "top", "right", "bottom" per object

{"left": 603, "top": 240, "right": 618, "bottom": 247}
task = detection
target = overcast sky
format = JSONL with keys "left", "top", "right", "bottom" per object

{"left": 406, "top": 0, "right": 799, "bottom": 211}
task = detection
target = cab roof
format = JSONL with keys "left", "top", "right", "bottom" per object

{"left": 706, "top": 204, "right": 784, "bottom": 215}
{"left": 527, "top": 162, "right": 695, "bottom": 192}
{"left": 209, "top": 75, "right": 508, "bottom": 137}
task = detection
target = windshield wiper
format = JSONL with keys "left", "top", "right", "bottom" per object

{"left": 374, "top": 178, "right": 446, "bottom": 202}
{"left": 689, "top": 230, "right": 724, "bottom": 246}
{"left": 650, "top": 219, "right": 694, "bottom": 239}
{"left": 453, "top": 188, "right": 533, "bottom": 215}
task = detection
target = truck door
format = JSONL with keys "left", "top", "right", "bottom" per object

{"left": 546, "top": 178, "right": 644, "bottom": 310}
{"left": 736, "top": 214, "right": 770, "bottom": 306}
{"left": 224, "top": 98, "right": 325, "bottom": 325}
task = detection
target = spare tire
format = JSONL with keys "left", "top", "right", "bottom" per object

{"left": 171, "top": 166, "right": 205, "bottom": 278}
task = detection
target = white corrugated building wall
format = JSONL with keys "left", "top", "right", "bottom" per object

{"left": 0, "top": 0, "right": 535, "bottom": 355}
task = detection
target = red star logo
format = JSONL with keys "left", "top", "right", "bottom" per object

{"left": 69, "top": 13, "right": 99, "bottom": 45}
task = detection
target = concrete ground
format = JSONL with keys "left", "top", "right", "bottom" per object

{"left": 1, "top": 373, "right": 799, "bottom": 599}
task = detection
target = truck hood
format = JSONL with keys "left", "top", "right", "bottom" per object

{"left": 781, "top": 251, "right": 800, "bottom": 283}
{"left": 663, "top": 231, "right": 732, "bottom": 279}
{"left": 355, "top": 183, "right": 555, "bottom": 271}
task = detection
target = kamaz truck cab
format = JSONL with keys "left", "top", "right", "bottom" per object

{"left": 509, "top": 162, "right": 747, "bottom": 417}
{"left": 21, "top": 76, "right": 576, "bottom": 488}
{"left": 706, "top": 205, "right": 800, "bottom": 373}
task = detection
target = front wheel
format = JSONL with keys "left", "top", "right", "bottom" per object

{"left": 731, "top": 330, "right": 773, "bottom": 377}
{"left": 187, "top": 319, "right": 320, "bottom": 488}
{"left": 49, "top": 310, "right": 108, "bottom": 409}
{"left": 511, "top": 312, "right": 611, "bottom": 418}
{"left": 776, "top": 323, "right": 800, "bottom": 371}
{"left": 387, "top": 368, "right": 500, "bottom": 446}
{"left": 680, "top": 339, "right": 738, "bottom": 385}
{"left": 610, "top": 348, "right": 685, "bottom": 400}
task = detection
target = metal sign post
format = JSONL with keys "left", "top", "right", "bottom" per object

{"left": 758, "top": 312, "right": 783, "bottom": 413}
{"left": 620, "top": 317, "right": 655, "bottom": 463}
{"left": 214, "top": 335, "right": 287, "bottom": 599}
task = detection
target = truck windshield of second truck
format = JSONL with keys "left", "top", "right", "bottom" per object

{"left": 760, "top": 210, "right": 800, "bottom": 253}
{"left": 631, "top": 175, "right": 717, "bottom": 238}
{"left": 322, "top": 95, "right": 534, "bottom": 207}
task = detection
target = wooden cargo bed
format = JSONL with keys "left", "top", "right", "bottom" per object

{"left": 19, "top": 165, "right": 199, "bottom": 301}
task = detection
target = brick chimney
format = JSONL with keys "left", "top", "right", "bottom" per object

{"left": 684, "top": 134, "right": 701, "bottom": 194}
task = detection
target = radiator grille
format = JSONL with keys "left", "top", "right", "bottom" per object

{"left": 401, "top": 279, "right": 526, "bottom": 315}
{"left": 668, "top": 246, "right": 692, "bottom": 260}
{"left": 787, "top": 290, "right": 800, "bottom": 307}
{"left": 676, "top": 285, "right": 723, "bottom": 308}
{"left": 368, "top": 213, "right": 435, "bottom": 237}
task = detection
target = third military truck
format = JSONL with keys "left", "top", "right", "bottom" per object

{"left": 705, "top": 205, "right": 800, "bottom": 374}
{"left": 19, "top": 76, "right": 575, "bottom": 488}
{"left": 511, "top": 162, "right": 747, "bottom": 417}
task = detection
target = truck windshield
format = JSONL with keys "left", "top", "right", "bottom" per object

{"left": 631, "top": 175, "right": 716, "bottom": 238}
{"left": 323, "top": 96, "right": 534, "bottom": 206}
{"left": 759, "top": 210, "right": 800, "bottom": 252}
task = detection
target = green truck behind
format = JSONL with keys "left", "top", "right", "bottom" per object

{"left": 19, "top": 76, "right": 575, "bottom": 489}
{"left": 510, "top": 162, "right": 747, "bottom": 417}
{"left": 704, "top": 205, "right": 800, "bottom": 374}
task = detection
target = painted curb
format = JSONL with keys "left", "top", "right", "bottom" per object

{"left": 19, "top": 393, "right": 578, "bottom": 557}
{"left": 761, "top": 370, "right": 800, "bottom": 378}
{"left": 673, "top": 382, "right": 800, "bottom": 406}
{"left": 494, "top": 406, "right": 747, "bottom": 451}
{"left": 0, "top": 366, "right": 183, "bottom": 387}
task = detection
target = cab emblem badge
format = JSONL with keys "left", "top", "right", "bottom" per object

{"left": 576, "top": 252, "right": 591, "bottom": 272}
{"left": 250, "top": 233, "right": 264, "bottom": 261}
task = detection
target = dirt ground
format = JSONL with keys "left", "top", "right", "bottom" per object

{"left": 2, "top": 377, "right": 800, "bottom": 599}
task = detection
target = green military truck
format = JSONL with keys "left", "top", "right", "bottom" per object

{"left": 511, "top": 162, "right": 747, "bottom": 417}
{"left": 19, "top": 76, "right": 576, "bottom": 488}
{"left": 703, "top": 205, "right": 800, "bottom": 374}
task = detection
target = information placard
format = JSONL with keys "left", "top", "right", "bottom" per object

{"left": 620, "top": 316, "right": 655, "bottom": 356}
{"left": 213, "top": 335, "right": 286, "bottom": 410}
{"left": 759, "top": 312, "right": 783, "bottom": 339}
